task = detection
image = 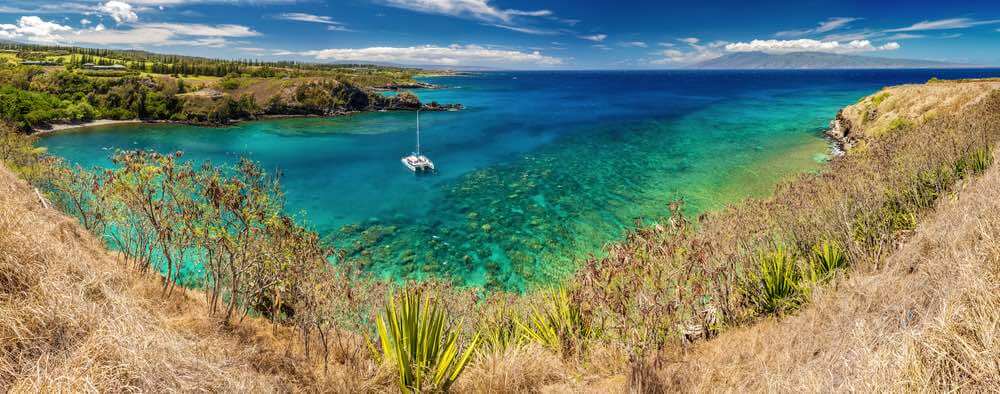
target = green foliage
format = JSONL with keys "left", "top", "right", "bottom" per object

{"left": 373, "top": 289, "right": 479, "bottom": 393}
{"left": 870, "top": 92, "right": 890, "bottom": 107}
{"left": 748, "top": 245, "right": 801, "bottom": 314}
{"left": 957, "top": 147, "right": 993, "bottom": 176}
{"left": 478, "top": 307, "right": 521, "bottom": 354}
{"left": 886, "top": 117, "right": 913, "bottom": 133}
{"left": 0, "top": 86, "right": 67, "bottom": 129}
{"left": 515, "top": 287, "right": 589, "bottom": 356}
{"left": 805, "top": 241, "right": 846, "bottom": 284}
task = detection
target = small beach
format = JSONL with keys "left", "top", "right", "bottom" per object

{"left": 32, "top": 119, "right": 143, "bottom": 135}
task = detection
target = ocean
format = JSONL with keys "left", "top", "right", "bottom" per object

{"left": 38, "top": 69, "right": 1000, "bottom": 291}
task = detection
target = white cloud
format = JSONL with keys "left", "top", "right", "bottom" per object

{"left": 80, "top": 18, "right": 92, "bottom": 26}
{"left": 276, "top": 12, "right": 354, "bottom": 31}
{"left": 880, "top": 42, "right": 900, "bottom": 50}
{"left": 579, "top": 33, "right": 607, "bottom": 42}
{"left": 140, "top": 22, "right": 260, "bottom": 37}
{"left": 380, "top": 0, "right": 550, "bottom": 23}
{"left": 651, "top": 37, "right": 722, "bottom": 65}
{"left": 886, "top": 18, "right": 1000, "bottom": 32}
{"left": 651, "top": 48, "right": 720, "bottom": 64}
{"left": 277, "top": 12, "right": 340, "bottom": 25}
{"left": 619, "top": 41, "right": 647, "bottom": 48}
{"left": 31, "top": 22, "right": 260, "bottom": 48}
{"left": 885, "top": 33, "right": 924, "bottom": 40}
{"left": 507, "top": 10, "right": 552, "bottom": 17}
{"left": 724, "top": 39, "right": 901, "bottom": 54}
{"left": 776, "top": 17, "right": 859, "bottom": 37}
{"left": 0, "top": 16, "right": 72, "bottom": 42}
{"left": 99, "top": 1, "right": 139, "bottom": 24}
{"left": 488, "top": 24, "right": 557, "bottom": 35}
{"left": 296, "top": 44, "right": 563, "bottom": 67}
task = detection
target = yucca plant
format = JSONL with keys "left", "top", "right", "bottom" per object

{"left": 749, "top": 245, "right": 801, "bottom": 314}
{"left": 478, "top": 307, "right": 521, "bottom": 354}
{"left": 372, "top": 289, "right": 479, "bottom": 393}
{"left": 515, "top": 287, "right": 587, "bottom": 356}
{"left": 805, "top": 240, "right": 846, "bottom": 284}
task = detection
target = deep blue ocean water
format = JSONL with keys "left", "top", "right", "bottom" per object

{"left": 38, "top": 69, "right": 1000, "bottom": 290}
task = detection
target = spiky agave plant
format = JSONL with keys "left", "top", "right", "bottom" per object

{"left": 478, "top": 307, "right": 521, "bottom": 354}
{"left": 750, "top": 245, "right": 801, "bottom": 314}
{"left": 806, "top": 240, "right": 846, "bottom": 284}
{"left": 515, "top": 287, "right": 587, "bottom": 356}
{"left": 373, "top": 289, "right": 479, "bottom": 393}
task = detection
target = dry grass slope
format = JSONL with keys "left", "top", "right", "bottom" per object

{"left": 654, "top": 125, "right": 1000, "bottom": 391}
{"left": 0, "top": 162, "right": 316, "bottom": 392}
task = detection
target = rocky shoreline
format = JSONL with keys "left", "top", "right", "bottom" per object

{"left": 825, "top": 109, "right": 856, "bottom": 156}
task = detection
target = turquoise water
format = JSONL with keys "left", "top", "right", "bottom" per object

{"left": 38, "top": 69, "right": 1000, "bottom": 291}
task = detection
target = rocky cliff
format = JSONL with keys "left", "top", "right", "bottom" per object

{"left": 827, "top": 78, "right": 1000, "bottom": 152}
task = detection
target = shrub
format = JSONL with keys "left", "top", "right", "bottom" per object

{"left": 748, "top": 245, "right": 801, "bottom": 314}
{"left": 372, "top": 289, "right": 479, "bottom": 393}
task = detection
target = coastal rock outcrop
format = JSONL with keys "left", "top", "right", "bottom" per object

{"left": 826, "top": 110, "right": 856, "bottom": 154}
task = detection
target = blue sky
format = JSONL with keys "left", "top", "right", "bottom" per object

{"left": 1, "top": 0, "right": 999, "bottom": 68}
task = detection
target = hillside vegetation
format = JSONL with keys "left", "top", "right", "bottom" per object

{"left": 1, "top": 73, "right": 999, "bottom": 391}
{"left": 0, "top": 43, "right": 430, "bottom": 131}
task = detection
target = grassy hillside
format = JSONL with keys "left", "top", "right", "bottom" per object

{"left": 1, "top": 76, "right": 999, "bottom": 391}
{"left": 0, "top": 160, "right": 308, "bottom": 390}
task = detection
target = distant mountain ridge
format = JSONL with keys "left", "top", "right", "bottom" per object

{"left": 691, "top": 52, "right": 977, "bottom": 70}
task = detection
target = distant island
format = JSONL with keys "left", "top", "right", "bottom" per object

{"left": 691, "top": 51, "right": 977, "bottom": 70}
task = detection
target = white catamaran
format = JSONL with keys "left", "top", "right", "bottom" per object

{"left": 401, "top": 110, "right": 435, "bottom": 172}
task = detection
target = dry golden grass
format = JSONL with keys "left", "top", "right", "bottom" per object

{"left": 652, "top": 149, "right": 1000, "bottom": 392}
{"left": 840, "top": 80, "right": 1000, "bottom": 137}
{"left": 0, "top": 161, "right": 317, "bottom": 391}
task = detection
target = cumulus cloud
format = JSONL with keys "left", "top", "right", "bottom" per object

{"left": 0, "top": 16, "right": 72, "bottom": 42}
{"left": 380, "top": 0, "right": 551, "bottom": 23}
{"left": 724, "top": 39, "right": 901, "bottom": 54}
{"left": 776, "top": 17, "right": 859, "bottom": 37}
{"left": 296, "top": 44, "right": 563, "bottom": 67}
{"left": 80, "top": 18, "right": 92, "bottom": 26}
{"left": 579, "top": 33, "right": 607, "bottom": 42}
{"left": 886, "top": 18, "right": 1000, "bottom": 32}
{"left": 99, "top": 1, "right": 139, "bottom": 24}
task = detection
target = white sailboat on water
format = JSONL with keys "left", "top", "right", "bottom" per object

{"left": 401, "top": 110, "right": 435, "bottom": 172}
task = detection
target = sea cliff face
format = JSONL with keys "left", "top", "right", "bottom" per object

{"left": 827, "top": 78, "right": 1000, "bottom": 152}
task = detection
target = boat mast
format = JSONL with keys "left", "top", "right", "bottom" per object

{"left": 416, "top": 110, "right": 421, "bottom": 155}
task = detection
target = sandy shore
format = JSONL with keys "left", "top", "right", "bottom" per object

{"left": 32, "top": 119, "right": 144, "bottom": 135}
